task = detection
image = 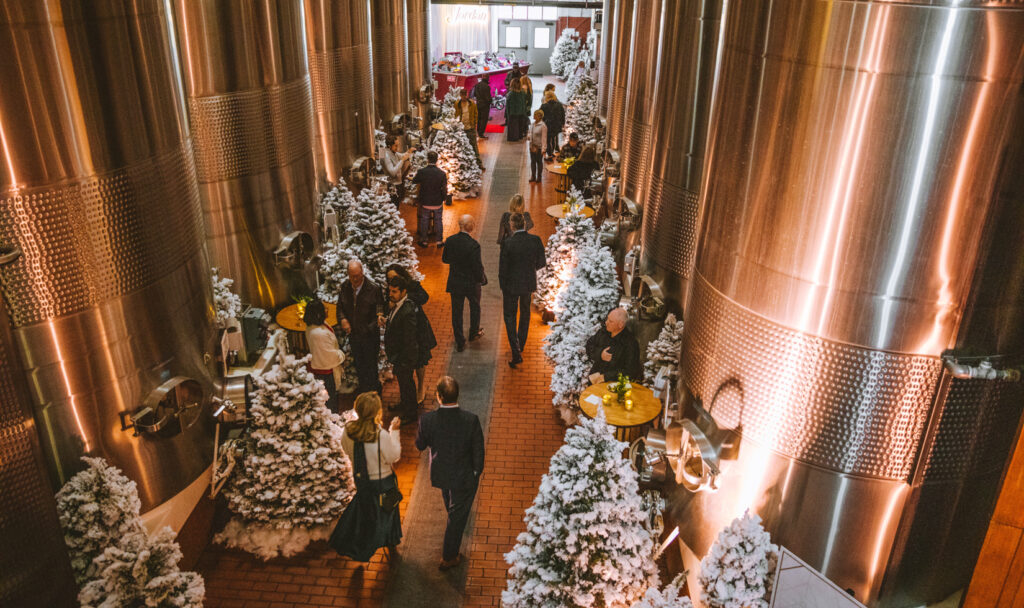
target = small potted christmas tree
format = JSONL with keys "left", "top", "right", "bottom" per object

{"left": 699, "top": 511, "right": 779, "bottom": 608}
{"left": 643, "top": 313, "right": 685, "bottom": 385}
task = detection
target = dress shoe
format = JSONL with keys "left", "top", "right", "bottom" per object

{"left": 436, "top": 242, "right": 444, "bottom": 249}
{"left": 469, "top": 330, "right": 484, "bottom": 341}
{"left": 508, "top": 357, "right": 522, "bottom": 369}
{"left": 418, "top": 241, "right": 429, "bottom": 248}
{"left": 456, "top": 342, "right": 466, "bottom": 352}
{"left": 438, "top": 554, "right": 464, "bottom": 571}
{"left": 479, "top": 135, "right": 489, "bottom": 140}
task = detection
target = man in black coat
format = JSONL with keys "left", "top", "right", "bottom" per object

{"left": 415, "top": 376, "right": 485, "bottom": 570}
{"left": 411, "top": 150, "right": 449, "bottom": 247}
{"left": 472, "top": 79, "right": 492, "bottom": 138}
{"left": 586, "top": 307, "right": 643, "bottom": 383}
{"left": 336, "top": 259, "right": 385, "bottom": 394}
{"left": 498, "top": 212, "right": 546, "bottom": 368}
{"left": 442, "top": 214, "right": 487, "bottom": 352}
{"left": 382, "top": 275, "right": 421, "bottom": 423}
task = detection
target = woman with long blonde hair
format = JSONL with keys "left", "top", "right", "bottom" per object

{"left": 329, "top": 392, "right": 403, "bottom": 561}
{"left": 496, "top": 194, "right": 535, "bottom": 246}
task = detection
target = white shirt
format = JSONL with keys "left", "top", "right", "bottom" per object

{"left": 340, "top": 426, "right": 402, "bottom": 480}
{"left": 388, "top": 296, "right": 407, "bottom": 323}
{"left": 305, "top": 325, "right": 345, "bottom": 370}
{"left": 382, "top": 148, "right": 406, "bottom": 184}
{"left": 528, "top": 121, "right": 547, "bottom": 150}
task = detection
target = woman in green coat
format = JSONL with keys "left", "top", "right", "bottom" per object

{"left": 505, "top": 78, "right": 531, "bottom": 142}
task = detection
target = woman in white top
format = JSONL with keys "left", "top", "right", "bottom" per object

{"left": 303, "top": 299, "right": 345, "bottom": 412}
{"left": 382, "top": 134, "right": 412, "bottom": 206}
{"left": 330, "top": 392, "right": 403, "bottom": 561}
{"left": 527, "top": 109, "right": 547, "bottom": 183}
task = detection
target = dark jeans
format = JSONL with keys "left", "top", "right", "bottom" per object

{"left": 464, "top": 129, "right": 482, "bottom": 169}
{"left": 450, "top": 287, "right": 482, "bottom": 347}
{"left": 313, "top": 371, "right": 338, "bottom": 413}
{"left": 502, "top": 291, "right": 531, "bottom": 358}
{"left": 390, "top": 182, "right": 405, "bottom": 207}
{"left": 417, "top": 206, "right": 443, "bottom": 244}
{"left": 393, "top": 364, "right": 418, "bottom": 420}
{"left": 440, "top": 480, "right": 478, "bottom": 561}
{"left": 529, "top": 150, "right": 544, "bottom": 181}
{"left": 351, "top": 334, "right": 382, "bottom": 394}
{"left": 477, "top": 104, "right": 490, "bottom": 136}
{"left": 545, "top": 126, "right": 560, "bottom": 157}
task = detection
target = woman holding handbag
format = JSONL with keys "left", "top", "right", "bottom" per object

{"left": 330, "top": 392, "right": 403, "bottom": 561}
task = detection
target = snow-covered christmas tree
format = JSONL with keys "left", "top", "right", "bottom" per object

{"left": 699, "top": 511, "right": 779, "bottom": 608}
{"left": 533, "top": 187, "right": 596, "bottom": 315}
{"left": 630, "top": 575, "right": 694, "bottom": 608}
{"left": 433, "top": 118, "right": 483, "bottom": 199}
{"left": 338, "top": 185, "right": 422, "bottom": 285}
{"left": 79, "top": 527, "right": 205, "bottom": 608}
{"left": 215, "top": 353, "right": 356, "bottom": 559}
{"left": 503, "top": 409, "right": 658, "bottom": 608}
{"left": 564, "top": 75, "right": 598, "bottom": 143}
{"left": 550, "top": 28, "right": 581, "bottom": 79}
{"left": 56, "top": 457, "right": 146, "bottom": 585}
{"left": 56, "top": 457, "right": 205, "bottom": 606}
{"left": 320, "top": 179, "right": 359, "bottom": 229}
{"left": 211, "top": 268, "right": 241, "bottom": 329}
{"left": 543, "top": 240, "right": 620, "bottom": 422}
{"left": 317, "top": 239, "right": 348, "bottom": 303}
{"left": 643, "top": 313, "right": 685, "bottom": 385}
{"left": 404, "top": 147, "right": 429, "bottom": 200}
{"left": 442, "top": 86, "right": 463, "bottom": 118}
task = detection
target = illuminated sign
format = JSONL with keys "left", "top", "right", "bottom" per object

{"left": 444, "top": 6, "right": 489, "bottom": 25}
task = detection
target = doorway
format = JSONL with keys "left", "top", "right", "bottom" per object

{"left": 497, "top": 19, "right": 555, "bottom": 76}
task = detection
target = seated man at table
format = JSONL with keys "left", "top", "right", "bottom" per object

{"left": 557, "top": 132, "right": 583, "bottom": 162}
{"left": 586, "top": 308, "right": 642, "bottom": 384}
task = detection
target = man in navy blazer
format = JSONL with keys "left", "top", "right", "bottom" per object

{"left": 442, "top": 214, "right": 486, "bottom": 351}
{"left": 411, "top": 150, "right": 449, "bottom": 247}
{"left": 415, "top": 376, "right": 485, "bottom": 570}
{"left": 498, "top": 212, "right": 546, "bottom": 368}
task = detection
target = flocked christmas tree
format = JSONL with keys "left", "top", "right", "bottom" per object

{"left": 337, "top": 184, "right": 422, "bottom": 285}
{"left": 215, "top": 352, "right": 356, "bottom": 559}
{"left": 317, "top": 239, "right": 348, "bottom": 303}
{"left": 211, "top": 268, "right": 241, "bottom": 329}
{"left": 404, "top": 147, "right": 430, "bottom": 200}
{"left": 550, "top": 28, "right": 581, "bottom": 79}
{"left": 543, "top": 240, "right": 620, "bottom": 422}
{"left": 79, "top": 527, "right": 205, "bottom": 608}
{"left": 630, "top": 575, "right": 694, "bottom": 608}
{"left": 698, "top": 511, "right": 779, "bottom": 608}
{"left": 433, "top": 118, "right": 483, "bottom": 199}
{"left": 564, "top": 75, "right": 599, "bottom": 143}
{"left": 503, "top": 409, "right": 658, "bottom": 608}
{"left": 442, "top": 86, "right": 463, "bottom": 117}
{"left": 57, "top": 457, "right": 205, "bottom": 607}
{"left": 643, "top": 313, "right": 685, "bottom": 385}
{"left": 533, "top": 187, "right": 596, "bottom": 315}
{"left": 320, "top": 178, "right": 359, "bottom": 230}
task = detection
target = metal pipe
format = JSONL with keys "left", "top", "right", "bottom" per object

{"left": 0, "top": 0, "right": 218, "bottom": 509}
{"left": 171, "top": 0, "right": 318, "bottom": 310}
{"left": 943, "top": 358, "right": 1022, "bottom": 382}
{"left": 304, "top": 0, "right": 376, "bottom": 186}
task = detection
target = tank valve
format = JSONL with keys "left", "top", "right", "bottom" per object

{"left": 943, "top": 356, "right": 1021, "bottom": 382}
{"left": 273, "top": 231, "right": 314, "bottom": 269}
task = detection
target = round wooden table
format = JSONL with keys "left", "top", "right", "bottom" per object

{"left": 276, "top": 302, "right": 338, "bottom": 352}
{"left": 545, "top": 162, "right": 571, "bottom": 203}
{"left": 546, "top": 204, "right": 595, "bottom": 219}
{"left": 579, "top": 382, "right": 662, "bottom": 443}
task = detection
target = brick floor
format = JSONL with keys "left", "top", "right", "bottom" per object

{"left": 198, "top": 77, "right": 574, "bottom": 608}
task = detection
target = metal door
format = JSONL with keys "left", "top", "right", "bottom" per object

{"left": 498, "top": 19, "right": 555, "bottom": 75}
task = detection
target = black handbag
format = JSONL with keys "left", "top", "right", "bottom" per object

{"left": 377, "top": 431, "right": 403, "bottom": 513}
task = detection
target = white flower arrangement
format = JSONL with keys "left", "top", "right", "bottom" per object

{"left": 503, "top": 409, "right": 659, "bottom": 608}
{"left": 699, "top": 510, "right": 779, "bottom": 608}
{"left": 211, "top": 268, "right": 242, "bottom": 328}
{"left": 643, "top": 313, "right": 685, "bottom": 385}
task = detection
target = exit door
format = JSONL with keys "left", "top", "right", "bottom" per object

{"left": 497, "top": 20, "right": 555, "bottom": 76}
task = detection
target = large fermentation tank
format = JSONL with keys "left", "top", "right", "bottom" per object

{"left": 606, "top": 0, "right": 634, "bottom": 149}
{"left": 370, "top": 0, "right": 410, "bottom": 126}
{"left": 639, "top": 0, "right": 723, "bottom": 311}
{"left": 670, "top": 1, "right": 1024, "bottom": 606}
{"left": 597, "top": 0, "right": 617, "bottom": 117}
{"left": 406, "top": 0, "right": 430, "bottom": 99}
{"left": 172, "top": 0, "right": 317, "bottom": 309}
{"left": 305, "top": 0, "right": 375, "bottom": 186}
{"left": 0, "top": 0, "right": 217, "bottom": 510}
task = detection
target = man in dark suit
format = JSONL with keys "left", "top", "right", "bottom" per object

{"left": 415, "top": 376, "right": 485, "bottom": 570}
{"left": 411, "top": 150, "right": 449, "bottom": 247}
{"left": 442, "top": 214, "right": 486, "bottom": 352}
{"left": 498, "top": 212, "right": 546, "bottom": 368}
{"left": 336, "top": 259, "right": 385, "bottom": 394}
{"left": 471, "top": 79, "right": 492, "bottom": 139}
{"left": 382, "top": 275, "right": 421, "bottom": 423}
{"left": 586, "top": 307, "right": 642, "bottom": 383}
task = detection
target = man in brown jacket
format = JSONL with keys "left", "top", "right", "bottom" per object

{"left": 454, "top": 88, "right": 483, "bottom": 170}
